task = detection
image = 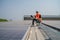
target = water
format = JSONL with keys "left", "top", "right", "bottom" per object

{"left": 39, "top": 23, "right": 60, "bottom": 40}
{"left": 0, "top": 21, "right": 31, "bottom": 40}
{"left": 43, "top": 20, "right": 60, "bottom": 29}
{"left": 0, "top": 20, "right": 60, "bottom": 40}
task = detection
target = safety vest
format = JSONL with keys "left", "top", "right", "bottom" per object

{"left": 35, "top": 13, "right": 41, "bottom": 19}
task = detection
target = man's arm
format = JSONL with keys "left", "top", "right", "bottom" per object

{"left": 40, "top": 18, "right": 42, "bottom": 22}
{"left": 39, "top": 14, "right": 42, "bottom": 22}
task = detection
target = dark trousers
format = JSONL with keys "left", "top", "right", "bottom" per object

{"left": 32, "top": 18, "right": 40, "bottom": 25}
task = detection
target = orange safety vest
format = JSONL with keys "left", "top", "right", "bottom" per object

{"left": 35, "top": 13, "right": 41, "bottom": 19}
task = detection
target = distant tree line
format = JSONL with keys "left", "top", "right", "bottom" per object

{"left": 24, "top": 15, "right": 60, "bottom": 20}
{"left": 0, "top": 18, "right": 8, "bottom": 22}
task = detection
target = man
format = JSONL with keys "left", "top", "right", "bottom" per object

{"left": 32, "top": 11, "right": 42, "bottom": 26}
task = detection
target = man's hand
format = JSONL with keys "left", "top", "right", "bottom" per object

{"left": 38, "top": 18, "right": 42, "bottom": 23}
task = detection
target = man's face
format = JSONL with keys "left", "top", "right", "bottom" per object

{"left": 36, "top": 13, "right": 38, "bottom": 14}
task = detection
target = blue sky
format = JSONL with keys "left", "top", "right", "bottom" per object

{"left": 0, "top": 0, "right": 60, "bottom": 20}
